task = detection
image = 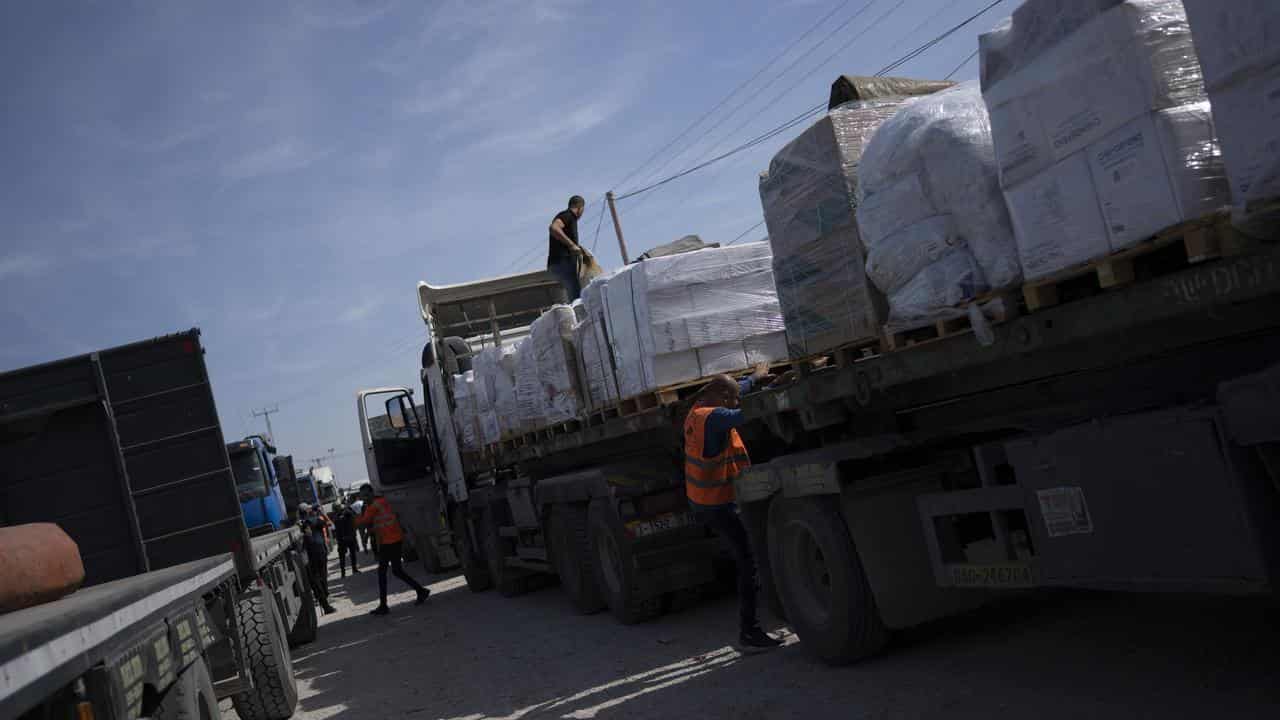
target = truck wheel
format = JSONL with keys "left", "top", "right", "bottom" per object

{"left": 740, "top": 499, "right": 786, "bottom": 622}
{"left": 452, "top": 505, "right": 492, "bottom": 592}
{"left": 767, "top": 495, "right": 888, "bottom": 664}
{"left": 153, "top": 656, "right": 217, "bottom": 720}
{"left": 287, "top": 555, "right": 318, "bottom": 647}
{"left": 231, "top": 591, "right": 299, "bottom": 720}
{"left": 587, "top": 499, "right": 662, "bottom": 624}
{"left": 480, "top": 503, "right": 527, "bottom": 597}
{"left": 416, "top": 531, "right": 445, "bottom": 575}
{"left": 550, "top": 504, "right": 605, "bottom": 614}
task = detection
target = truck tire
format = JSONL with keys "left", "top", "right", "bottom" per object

{"left": 549, "top": 504, "right": 606, "bottom": 614}
{"left": 739, "top": 499, "right": 786, "bottom": 622}
{"left": 416, "top": 531, "right": 445, "bottom": 575}
{"left": 768, "top": 495, "right": 887, "bottom": 664}
{"left": 287, "top": 554, "right": 318, "bottom": 648}
{"left": 480, "top": 503, "right": 528, "bottom": 597}
{"left": 231, "top": 592, "right": 299, "bottom": 720}
{"left": 153, "top": 655, "right": 218, "bottom": 720}
{"left": 452, "top": 504, "right": 491, "bottom": 592}
{"left": 587, "top": 499, "right": 663, "bottom": 624}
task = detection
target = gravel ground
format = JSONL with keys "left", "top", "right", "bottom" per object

{"left": 224, "top": 551, "right": 1280, "bottom": 720}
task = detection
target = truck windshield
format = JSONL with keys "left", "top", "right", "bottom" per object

{"left": 231, "top": 450, "right": 268, "bottom": 498}
{"left": 317, "top": 483, "right": 337, "bottom": 504}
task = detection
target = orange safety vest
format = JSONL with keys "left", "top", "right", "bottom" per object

{"left": 683, "top": 405, "right": 750, "bottom": 506}
{"left": 357, "top": 496, "right": 404, "bottom": 545}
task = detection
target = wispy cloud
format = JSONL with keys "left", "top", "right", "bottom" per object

{"left": 222, "top": 139, "right": 328, "bottom": 181}
{"left": 295, "top": 0, "right": 399, "bottom": 29}
{"left": 480, "top": 98, "right": 623, "bottom": 154}
{"left": 0, "top": 252, "right": 54, "bottom": 280}
{"left": 338, "top": 296, "right": 385, "bottom": 324}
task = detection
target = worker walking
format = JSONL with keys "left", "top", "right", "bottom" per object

{"left": 298, "top": 503, "right": 337, "bottom": 615}
{"left": 547, "top": 195, "right": 592, "bottom": 301}
{"left": 684, "top": 367, "right": 783, "bottom": 652}
{"left": 355, "top": 484, "right": 429, "bottom": 615}
{"left": 332, "top": 501, "right": 361, "bottom": 577}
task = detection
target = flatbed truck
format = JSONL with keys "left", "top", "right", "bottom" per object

{"left": 368, "top": 228, "right": 1279, "bottom": 663}
{"left": 0, "top": 329, "right": 314, "bottom": 718}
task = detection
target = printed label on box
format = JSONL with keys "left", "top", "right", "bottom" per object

{"left": 1036, "top": 486, "right": 1093, "bottom": 537}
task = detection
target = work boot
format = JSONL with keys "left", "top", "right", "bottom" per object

{"left": 416, "top": 588, "right": 431, "bottom": 605}
{"left": 322, "top": 603, "right": 337, "bottom": 615}
{"left": 352, "top": 566, "right": 361, "bottom": 574}
{"left": 369, "top": 605, "right": 390, "bottom": 616}
{"left": 737, "top": 626, "right": 783, "bottom": 653}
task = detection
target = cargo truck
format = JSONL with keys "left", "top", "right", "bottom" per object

{"left": 0, "top": 330, "right": 314, "bottom": 719}
{"left": 366, "top": 231, "right": 1280, "bottom": 662}
{"left": 230, "top": 435, "right": 290, "bottom": 533}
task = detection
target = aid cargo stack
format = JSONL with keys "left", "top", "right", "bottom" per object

{"left": 979, "top": 0, "right": 1230, "bottom": 281}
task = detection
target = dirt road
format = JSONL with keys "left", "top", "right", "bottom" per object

{"left": 225, "top": 552, "right": 1279, "bottom": 719}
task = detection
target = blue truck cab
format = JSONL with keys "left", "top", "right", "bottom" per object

{"left": 227, "top": 434, "right": 288, "bottom": 534}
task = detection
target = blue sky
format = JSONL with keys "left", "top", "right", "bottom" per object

{"left": 1, "top": 0, "right": 1002, "bottom": 487}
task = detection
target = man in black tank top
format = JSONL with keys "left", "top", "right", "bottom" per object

{"left": 548, "top": 195, "right": 587, "bottom": 300}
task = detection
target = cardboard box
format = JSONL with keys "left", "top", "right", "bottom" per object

{"left": 1004, "top": 153, "right": 1110, "bottom": 280}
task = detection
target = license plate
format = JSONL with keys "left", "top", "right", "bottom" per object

{"left": 627, "top": 511, "right": 693, "bottom": 538}
{"left": 948, "top": 563, "right": 1036, "bottom": 588}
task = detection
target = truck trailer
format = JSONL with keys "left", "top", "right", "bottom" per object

{"left": 0, "top": 329, "right": 314, "bottom": 719}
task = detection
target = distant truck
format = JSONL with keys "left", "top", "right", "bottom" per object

{"left": 0, "top": 329, "right": 315, "bottom": 719}
{"left": 229, "top": 435, "right": 290, "bottom": 534}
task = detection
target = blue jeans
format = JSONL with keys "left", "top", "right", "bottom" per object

{"left": 548, "top": 256, "right": 581, "bottom": 301}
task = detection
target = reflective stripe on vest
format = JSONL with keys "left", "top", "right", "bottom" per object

{"left": 683, "top": 406, "right": 750, "bottom": 505}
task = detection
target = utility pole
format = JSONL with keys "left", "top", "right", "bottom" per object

{"left": 606, "top": 191, "right": 630, "bottom": 264}
{"left": 252, "top": 405, "right": 279, "bottom": 443}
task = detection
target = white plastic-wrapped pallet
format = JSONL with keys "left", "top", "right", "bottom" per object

{"left": 491, "top": 342, "right": 520, "bottom": 436}
{"left": 604, "top": 243, "right": 786, "bottom": 399}
{"left": 1182, "top": 0, "right": 1280, "bottom": 229}
{"left": 470, "top": 348, "right": 502, "bottom": 446}
{"left": 577, "top": 276, "right": 620, "bottom": 410}
{"left": 855, "top": 82, "right": 1019, "bottom": 330}
{"left": 531, "top": 305, "right": 585, "bottom": 424}
{"left": 452, "top": 370, "right": 480, "bottom": 450}
{"left": 513, "top": 337, "right": 542, "bottom": 432}
{"left": 979, "top": 0, "right": 1228, "bottom": 280}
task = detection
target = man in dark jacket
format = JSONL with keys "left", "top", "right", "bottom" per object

{"left": 547, "top": 195, "right": 594, "bottom": 301}
{"left": 298, "top": 503, "right": 337, "bottom": 614}
{"left": 332, "top": 502, "right": 361, "bottom": 577}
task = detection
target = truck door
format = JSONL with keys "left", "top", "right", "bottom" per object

{"left": 360, "top": 389, "right": 434, "bottom": 489}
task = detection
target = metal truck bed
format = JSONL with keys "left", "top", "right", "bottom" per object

{"left": 0, "top": 555, "right": 236, "bottom": 719}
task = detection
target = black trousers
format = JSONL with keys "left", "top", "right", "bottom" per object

{"left": 376, "top": 541, "right": 426, "bottom": 606}
{"left": 337, "top": 537, "right": 359, "bottom": 573}
{"left": 306, "top": 547, "right": 330, "bottom": 607}
{"left": 692, "top": 503, "right": 758, "bottom": 633}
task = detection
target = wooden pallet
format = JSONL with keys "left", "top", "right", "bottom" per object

{"left": 881, "top": 292, "right": 1020, "bottom": 351}
{"left": 1021, "top": 213, "right": 1252, "bottom": 313}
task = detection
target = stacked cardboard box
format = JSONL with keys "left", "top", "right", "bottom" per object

{"left": 604, "top": 243, "right": 787, "bottom": 399}
{"left": 576, "top": 277, "right": 621, "bottom": 411}
{"left": 1182, "top": 0, "right": 1280, "bottom": 229}
{"left": 451, "top": 370, "right": 480, "bottom": 450}
{"left": 979, "top": 0, "right": 1229, "bottom": 280}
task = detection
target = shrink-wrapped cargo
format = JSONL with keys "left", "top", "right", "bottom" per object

{"left": 1182, "top": 0, "right": 1280, "bottom": 228}
{"left": 979, "top": 0, "right": 1229, "bottom": 279}
{"left": 470, "top": 347, "right": 504, "bottom": 445}
{"left": 514, "top": 337, "right": 542, "bottom": 431}
{"left": 604, "top": 243, "right": 786, "bottom": 398}
{"left": 452, "top": 370, "right": 480, "bottom": 450}
{"left": 759, "top": 98, "right": 905, "bottom": 356}
{"left": 531, "top": 305, "right": 585, "bottom": 424}
{"left": 855, "top": 83, "right": 1019, "bottom": 329}
{"left": 577, "top": 276, "right": 621, "bottom": 410}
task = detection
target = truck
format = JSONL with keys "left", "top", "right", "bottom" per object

{"left": 365, "top": 226, "right": 1280, "bottom": 663}
{"left": 0, "top": 329, "right": 315, "bottom": 719}
{"left": 230, "top": 435, "right": 291, "bottom": 533}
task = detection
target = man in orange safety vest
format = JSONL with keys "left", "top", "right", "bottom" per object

{"left": 684, "top": 365, "right": 783, "bottom": 652}
{"left": 356, "top": 484, "right": 430, "bottom": 616}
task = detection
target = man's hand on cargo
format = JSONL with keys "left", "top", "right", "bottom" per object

{"left": 749, "top": 362, "right": 776, "bottom": 388}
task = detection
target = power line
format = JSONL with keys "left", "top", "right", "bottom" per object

{"left": 591, "top": 197, "right": 606, "bottom": 253}
{"left": 946, "top": 48, "right": 980, "bottom": 79}
{"left": 613, "top": 0, "right": 1007, "bottom": 204}
{"left": 727, "top": 220, "right": 766, "bottom": 245}
{"left": 609, "top": 0, "right": 858, "bottom": 194}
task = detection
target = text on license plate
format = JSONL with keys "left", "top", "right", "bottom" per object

{"left": 626, "top": 511, "right": 694, "bottom": 538}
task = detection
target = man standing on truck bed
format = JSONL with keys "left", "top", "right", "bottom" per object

{"left": 356, "top": 484, "right": 430, "bottom": 615}
{"left": 548, "top": 194, "right": 590, "bottom": 301}
{"left": 685, "top": 367, "right": 784, "bottom": 652}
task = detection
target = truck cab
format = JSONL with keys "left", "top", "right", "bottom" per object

{"left": 357, "top": 386, "right": 459, "bottom": 572}
{"left": 228, "top": 434, "right": 288, "bottom": 534}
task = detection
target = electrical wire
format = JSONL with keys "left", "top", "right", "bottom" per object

{"left": 727, "top": 220, "right": 766, "bottom": 245}
{"left": 614, "top": 0, "right": 1009, "bottom": 203}
{"left": 591, "top": 197, "right": 607, "bottom": 253}
{"left": 945, "top": 48, "right": 980, "bottom": 80}
{"left": 609, "top": 0, "right": 858, "bottom": 194}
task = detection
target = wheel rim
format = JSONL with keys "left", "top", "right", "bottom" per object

{"left": 595, "top": 529, "right": 623, "bottom": 596}
{"left": 784, "top": 522, "right": 832, "bottom": 626}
